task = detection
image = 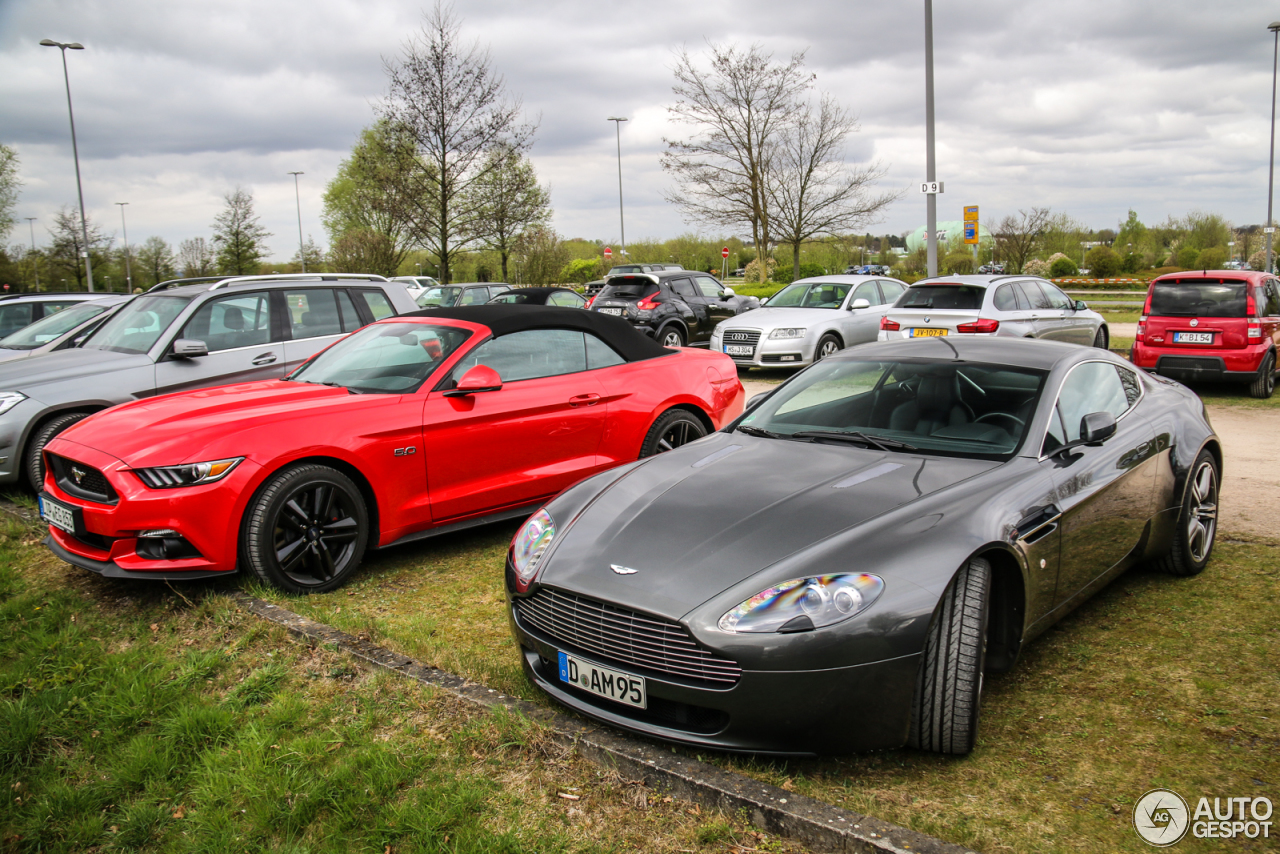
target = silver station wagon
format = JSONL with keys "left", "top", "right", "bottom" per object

{"left": 878, "top": 275, "right": 1109, "bottom": 348}
{"left": 710, "top": 275, "right": 907, "bottom": 367}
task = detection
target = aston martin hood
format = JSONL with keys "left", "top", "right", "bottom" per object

{"left": 537, "top": 432, "right": 1000, "bottom": 620}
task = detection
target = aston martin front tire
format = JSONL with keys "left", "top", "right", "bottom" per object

{"left": 1153, "top": 450, "right": 1218, "bottom": 577}
{"left": 639, "top": 409, "right": 707, "bottom": 457}
{"left": 908, "top": 556, "right": 991, "bottom": 755}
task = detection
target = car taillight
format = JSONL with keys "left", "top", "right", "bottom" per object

{"left": 1247, "top": 292, "right": 1258, "bottom": 318}
{"left": 1136, "top": 316, "right": 1146, "bottom": 343}
{"left": 956, "top": 318, "right": 999, "bottom": 334}
{"left": 585, "top": 294, "right": 596, "bottom": 309}
{"left": 880, "top": 316, "right": 900, "bottom": 331}
{"left": 636, "top": 295, "right": 660, "bottom": 310}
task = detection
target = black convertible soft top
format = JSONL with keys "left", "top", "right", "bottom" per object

{"left": 404, "top": 304, "right": 672, "bottom": 362}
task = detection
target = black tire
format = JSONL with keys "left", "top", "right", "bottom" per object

{"left": 241, "top": 464, "right": 369, "bottom": 594}
{"left": 814, "top": 333, "right": 842, "bottom": 361}
{"left": 1092, "top": 326, "right": 1109, "bottom": 350}
{"left": 1153, "top": 450, "right": 1218, "bottom": 577}
{"left": 908, "top": 557, "right": 991, "bottom": 755}
{"left": 657, "top": 325, "right": 685, "bottom": 349}
{"left": 1249, "top": 352, "right": 1275, "bottom": 399}
{"left": 24, "top": 412, "right": 89, "bottom": 492}
{"left": 639, "top": 409, "right": 707, "bottom": 457}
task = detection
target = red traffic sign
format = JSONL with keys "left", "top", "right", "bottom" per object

{"left": 603, "top": 246, "right": 612, "bottom": 258}
{"left": 721, "top": 247, "right": 730, "bottom": 258}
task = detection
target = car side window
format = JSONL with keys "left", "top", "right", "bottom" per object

{"left": 334, "top": 290, "right": 362, "bottom": 331}
{"left": 585, "top": 332, "right": 625, "bottom": 369}
{"left": 1053, "top": 361, "right": 1133, "bottom": 445}
{"left": 451, "top": 329, "right": 588, "bottom": 383}
{"left": 694, "top": 276, "right": 723, "bottom": 298}
{"left": 353, "top": 289, "right": 395, "bottom": 321}
{"left": 549, "top": 291, "right": 586, "bottom": 307}
{"left": 180, "top": 292, "right": 273, "bottom": 352}
{"left": 1038, "top": 282, "right": 1074, "bottom": 310}
{"left": 458, "top": 288, "right": 488, "bottom": 306}
{"left": 284, "top": 289, "right": 344, "bottom": 339}
{"left": 850, "top": 281, "right": 879, "bottom": 305}
{"left": 671, "top": 278, "right": 698, "bottom": 298}
{"left": 43, "top": 301, "right": 82, "bottom": 314}
{"left": 0, "top": 303, "right": 34, "bottom": 334}
{"left": 1260, "top": 280, "right": 1280, "bottom": 317}
{"left": 993, "top": 284, "right": 1018, "bottom": 312}
{"left": 1016, "top": 281, "right": 1052, "bottom": 310}
{"left": 877, "top": 280, "right": 905, "bottom": 304}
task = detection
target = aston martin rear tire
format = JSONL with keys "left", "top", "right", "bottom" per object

{"left": 815, "top": 333, "right": 842, "bottom": 361}
{"left": 241, "top": 464, "right": 369, "bottom": 594}
{"left": 908, "top": 556, "right": 991, "bottom": 755}
{"left": 639, "top": 409, "right": 707, "bottom": 457}
{"left": 25, "top": 411, "right": 89, "bottom": 492}
{"left": 1248, "top": 352, "right": 1275, "bottom": 399}
{"left": 1153, "top": 450, "right": 1218, "bottom": 577}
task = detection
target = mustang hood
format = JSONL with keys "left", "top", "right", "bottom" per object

{"left": 725, "top": 306, "right": 843, "bottom": 329}
{"left": 538, "top": 432, "right": 999, "bottom": 621}
{"left": 0, "top": 347, "right": 150, "bottom": 392}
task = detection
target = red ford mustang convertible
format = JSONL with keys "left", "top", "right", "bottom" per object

{"left": 40, "top": 306, "right": 744, "bottom": 591}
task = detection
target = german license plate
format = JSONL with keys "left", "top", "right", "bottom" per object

{"left": 1173, "top": 331, "right": 1213, "bottom": 344}
{"left": 598, "top": 308, "right": 623, "bottom": 316}
{"left": 910, "top": 328, "right": 948, "bottom": 337}
{"left": 558, "top": 651, "right": 646, "bottom": 709}
{"left": 724, "top": 344, "right": 753, "bottom": 356}
{"left": 38, "top": 493, "right": 78, "bottom": 535}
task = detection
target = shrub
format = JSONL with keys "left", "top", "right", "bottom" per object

{"left": 742, "top": 257, "right": 776, "bottom": 284}
{"left": 943, "top": 252, "right": 974, "bottom": 275}
{"left": 1194, "top": 246, "right": 1227, "bottom": 270}
{"left": 1085, "top": 246, "right": 1121, "bottom": 278}
{"left": 1175, "top": 245, "right": 1199, "bottom": 269}
{"left": 1023, "top": 258, "right": 1051, "bottom": 277}
{"left": 558, "top": 258, "right": 601, "bottom": 284}
{"left": 1121, "top": 252, "right": 1144, "bottom": 274}
{"left": 1049, "top": 256, "right": 1079, "bottom": 277}
{"left": 775, "top": 261, "right": 826, "bottom": 284}
{"left": 1249, "top": 247, "right": 1270, "bottom": 271}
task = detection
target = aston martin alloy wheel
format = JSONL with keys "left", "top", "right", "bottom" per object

{"left": 1156, "top": 450, "right": 1218, "bottom": 577}
{"left": 640, "top": 409, "right": 707, "bottom": 457}
{"left": 242, "top": 464, "right": 369, "bottom": 593}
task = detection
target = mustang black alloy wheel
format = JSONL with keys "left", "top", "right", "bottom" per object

{"left": 639, "top": 409, "right": 707, "bottom": 457}
{"left": 242, "top": 464, "right": 369, "bottom": 593}
{"left": 1155, "top": 449, "right": 1218, "bottom": 577}
{"left": 908, "top": 556, "right": 991, "bottom": 755}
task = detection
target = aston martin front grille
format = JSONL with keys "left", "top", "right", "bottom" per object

{"left": 515, "top": 589, "right": 742, "bottom": 686}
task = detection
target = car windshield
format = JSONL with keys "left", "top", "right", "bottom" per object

{"left": 766, "top": 282, "right": 851, "bottom": 308}
{"left": 897, "top": 285, "right": 985, "bottom": 310}
{"left": 81, "top": 296, "right": 190, "bottom": 355}
{"left": 0, "top": 301, "right": 110, "bottom": 350}
{"left": 1149, "top": 281, "right": 1248, "bottom": 318}
{"left": 415, "top": 287, "right": 462, "bottom": 308}
{"left": 598, "top": 280, "right": 658, "bottom": 300}
{"left": 489, "top": 292, "right": 535, "bottom": 304}
{"left": 737, "top": 357, "right": 1047, "bottom": 460}
{"left": 288, "top": 321, "right": 472, "bottom": 394}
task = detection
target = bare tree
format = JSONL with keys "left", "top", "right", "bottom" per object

{"left": 662, "top": 43, "right": 812, "bottom": 283}
{"left": 769, "top": 95, "right": 900, "bottom": 278}
{"left": 48, "top": 207, "right": 110, "bottom": 290}
{"left": 0, "top": 144, "right": 19, "bottom": 242}
{"left": 178, "top": 237, "right": 215, "bottom": 277}
{"left": 329, "top": 229, "right": 398, "bottom": 277}
{"left": 513, "top": 225, "right": 568, "bottom": 285}
{"left": 473, "top": 144, "right": 552, "bottom": 281}
{"left": 991, "top": 207, "right": 1052, "bottom": 274}
{"left": 377, "top": 2, "right": 534, "bottom": 283}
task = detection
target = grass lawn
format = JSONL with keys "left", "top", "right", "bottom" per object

{"left": 0, "top": 511, "right": 800, "bottom": 854}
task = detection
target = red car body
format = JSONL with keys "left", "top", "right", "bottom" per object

{"left": 40, "top": 308, "right": 744, "bottom": 582}
{"left": 1132, "top": 270, "right": 1280, "bottom": 394}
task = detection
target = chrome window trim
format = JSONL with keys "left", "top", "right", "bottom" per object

{"left": 1036, "top": 358, "right": 1146, "bottom": 462}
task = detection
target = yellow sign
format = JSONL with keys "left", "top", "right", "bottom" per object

{"left": 963, "top": 205, "right": 979, "bottom": 222}
{"left": 963, "top": 221, "right": 979, "bottom": 245}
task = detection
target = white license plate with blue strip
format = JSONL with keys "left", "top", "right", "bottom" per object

{"left": 558, "top": 651, "right": 646, "bottom": 708}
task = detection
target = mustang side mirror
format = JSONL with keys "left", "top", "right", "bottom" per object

{"left": 444, "top": 364, "right": 503, "bottom": 397}
{"left": 849, "top": 298, "right": 871, "bottom": 310}
{"left": 1079, "top": 411, "right": 1116, "bottom": 445}
{"left": 1074, "top": 299, "right": 1088, "bottom": 311}
{"left": 721, "top": 287, "right": 736, "bottom": 299}
{"left": 171, "top": 339, "right": 209, "bottom": 358}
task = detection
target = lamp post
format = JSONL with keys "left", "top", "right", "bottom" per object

{"left": 1267, "top": 22, "right": 1280, "bottom": 274}
{"left": 607, "top": 117, "right": 627, "bottom": 255}
{"left": 25, "top": 217, "right": 39, "bottom": 291}
{"left": 115, "top": 202, "right": 131, "bottom": 291}
{"left": 923, "top": 1, "right": 938, "bottom": 278}
{"left": 40, "top": 38, "right": 95, "bottom": 292}
{"left": 288, "top": 171, "right": 306, "bottom": 273}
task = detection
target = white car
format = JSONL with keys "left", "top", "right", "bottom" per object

{"left": 877, "top": 275, "right": 1109, "bottom": 348}
{"left": 709, "top": 275, "right": 907, "bottom": 367}
{"left": 390, "top": 275, "right": 442, "bottom": 299}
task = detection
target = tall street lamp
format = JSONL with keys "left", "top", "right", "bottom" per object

{"left": 40, "top": 38, "right": 95, "bottom": 292}
{"left": 923, "top": 1, "right": 938, "bottom": 278}
{"left": 25, "top": 217, "right": 39, "bottom": 291}
{"left": 288, "top": 171, "right": 306, "bottom": 273}
{"left": 115, "top": 202, "right": 131, "bottom": 291}
{"left": 607, "top": 117, "right": 627, "bottom": 256}
{"left": 1267, "top": 21, "right": 1280, "bottom": 274}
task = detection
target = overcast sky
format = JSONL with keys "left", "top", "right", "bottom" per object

{"left": 1, "top": 0, "right": 1277, "bottom": 261}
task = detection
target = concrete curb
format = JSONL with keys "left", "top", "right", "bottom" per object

{"left": 230, "top": 592, "right": 976, "bottom": 854}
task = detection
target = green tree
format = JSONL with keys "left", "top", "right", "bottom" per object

{"left": 211, "top": 188, "right": 272, "bottom": 275}
{"left": 1085, "top": 245, "right": 1120, "bottom": 278}
{"left": 1194, "top": 246, "right": 1227, "bottom": 269}
{"left": 329, "top": 228, "right": 399, "bottom": 277}
{"left": 514, "top": 225, "right": 568, "bottom": 285}
{"left": 473, "top": 145, "right": 552, "bottom": 281}
{"left": 291, "top": 236, "right": 327, "bottom": 273}
{"left": 0, "top": 144, "right": 19, "bottom": 242}
{"left": 135, "top": 236, "right": 176, "bottom": 287}
{"left": 323, "top": 122, "right": 419, "bottom": 276}
{"left": 558, "top": 258, "right": 601, "bottom": 284}
{"left": 178, "top": 237, "right": 215, "bottom": 277}
{"left": 943, "top": 251, "right": 974, "bottom": 275}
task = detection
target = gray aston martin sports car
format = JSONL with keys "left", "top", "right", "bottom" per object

{"left": 504, "top": 337, "right": 1220, "bottom": 755}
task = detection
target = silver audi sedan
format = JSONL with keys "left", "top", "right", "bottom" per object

{"left": 709, "top": 275, "right": 907, "bottom": 367}
{"left": 878, "top": 274, "right": 1109, "bottom": 348}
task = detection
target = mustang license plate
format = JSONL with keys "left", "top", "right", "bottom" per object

{"left": 724, "top": 344, "right": 754, "bottom": 356}
{"left": 1173, "top": 331, "right": 1213, "bottom": 344}
{"left": 910, "top": 328, "right": 948, "bottom": 337}
{"left": 558, "top": 651, "right": 646, "bottom": 709}
{"left": 38, "top": 493, "right": 78, "bottom": 535}
{"left": 598, "top": 308, "right": 623, "bottom": 316}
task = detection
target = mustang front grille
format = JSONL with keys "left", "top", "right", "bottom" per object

{"left": 47, "top": 453, "right": 118, "bottom": 504}
{"left": 516, "top": 588, "right": 742, "bottom": 686}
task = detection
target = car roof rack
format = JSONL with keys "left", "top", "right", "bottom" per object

{"left": 147, "top": 277, "right": 226, "bottom": 292}
{"left": 207, "top": 273, "right": 390, "bottom": 290}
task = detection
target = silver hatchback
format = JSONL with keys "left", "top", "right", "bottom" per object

{"left": 878, "top": 275, "right": 1109, "bottom": 348}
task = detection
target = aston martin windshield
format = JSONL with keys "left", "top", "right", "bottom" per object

{"left": 0, "top": 301, "right": 110, "bottom": 350}
{"left": 766, "top": 282, "right": 851, "bottom": 308}
{"left": 81, "top": 295, "right": 191, "bottom": 354}
{"left": 288, "top": 321, "right": 472, "bottom": 393}
{"left": 738, "top": 357, "right": 1046, "bottom": 458}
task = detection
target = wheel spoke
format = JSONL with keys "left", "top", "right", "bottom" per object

{"left": 282, "top": 499, "right": 310, "bottom": 530}
{"left": 277, "top": 537, "right": 308, "bottom": 572}
{"left": 316, "top": 542, "right": 336, "bottom": 581}
{"left": 1196, "top": 502, "right": 1217, "bottom": 521}
{"left": 657, "top": 438, "right": 673, "bottom": 452}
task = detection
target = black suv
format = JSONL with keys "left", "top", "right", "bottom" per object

{"left": 587, "top": 271, "right": 760, "bottom": 348}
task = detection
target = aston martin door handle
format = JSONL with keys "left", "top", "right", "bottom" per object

{"left": 569, "top": 393, "right": 601, "bottom": 407}
{"left": 251, "top": 353, "right": 278, "bottom": 366}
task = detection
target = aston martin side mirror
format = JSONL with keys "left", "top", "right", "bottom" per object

{"left": 1080, "top": 411, "right": 1116, "bottom": 445}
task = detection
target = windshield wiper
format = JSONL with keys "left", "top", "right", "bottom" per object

{"left": 790, "top": 430, "right": 916, "bottom": 451}
{"left": 736, "top": 424, "right": 786, "bottom": 439}
{"left": 319, "top": 381, "right": 362, "bottom": 395}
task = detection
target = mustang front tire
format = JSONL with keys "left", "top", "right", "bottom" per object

{"left": 241, "top": 464, "right": 369, "bottom": 594}
{"left": 908, "top": 556, "right": 991, "bottom": 755}
{"left": 1154, "top": 450, "right": 1218, "bottom": 577}
{"left": 640, "top": 409, "right": 707, "bottom": 457}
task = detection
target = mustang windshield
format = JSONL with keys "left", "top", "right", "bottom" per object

{"left": 288, "top": 322, "right": 472, "bottom": 393}
{"left": 81, "top": 296, "right": 190, "bottom": 355}
{"left": 0, "top": 301, "right": 110, "bottom": 350}
{"left": 766, "top": 282, "right": 851, "bottom": 308}
{"left": 739, "top": 357, "right": 1047, "bottom": 459}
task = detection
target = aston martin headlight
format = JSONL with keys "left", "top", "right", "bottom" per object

{"left": 511, "top": 508, "right": 556, "bottom": 584}
{"left": 134, "top": 457, "right": 243, "bottom": 489}
{"left": 768, "top": 328, "right": 806, "bottom": 340}
{"left": 718, "top": 573, "right": 884, "bottom": 633}
{"left": 0, "top": 392, "right": 27, "bottom": 416}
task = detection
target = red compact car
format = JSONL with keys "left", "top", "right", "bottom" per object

{"left": 1132, "top": 270, "right": 1280, "bottom": 398}
{"left": 39, "top": 306, "right": 744, "bottom": 592}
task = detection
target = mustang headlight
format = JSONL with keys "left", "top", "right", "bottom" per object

{"left": 718, "top": 573, "right": 884, "bottom": 633}
{"left": 768, "top": 327, "right": 807, "bottom": 340}
{"left": 511, "top": 508, "right": 556, "bottom": 584}
{"left": 0, "top": 392, "right": 28, "bottom": 416}
{"left": 133, "top": 457, "right": 243, "bottom": 489}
